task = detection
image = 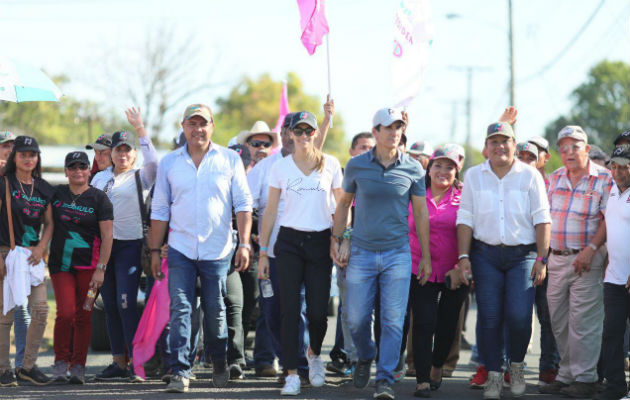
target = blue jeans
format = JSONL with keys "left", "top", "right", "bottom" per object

{"left": 471, "top": 240, "right": 536, "bottom": 372}
{"left": 535, "top": 275, "right": 560, "bottom": 372}
{"left": 13, "top": 305, "right": 30, "bottom": 368}
{"left": 258, "top": 257, "right": 309, "bottom": 375}
{"left": 167, "top": 247, "right": 231, "bottom": 377}
{"left": 101, "top": 239, "right": 143, "bottom": 357}
{"left": 345, "top": 243, "right": 411, "bottom": 384}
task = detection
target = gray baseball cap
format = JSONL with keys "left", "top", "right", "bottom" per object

{"left": 557, "top": 125, "right": 587, "bottom": 144}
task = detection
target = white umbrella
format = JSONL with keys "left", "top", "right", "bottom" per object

{"left": 0, "top": 58, "right": 62, "bottom": 103}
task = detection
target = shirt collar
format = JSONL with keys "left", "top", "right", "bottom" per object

{"left": 426, "top": 186, "right": 456, "bottom": 208}
{"left": 587, "top": 160, "right": 600, "bottom": 177}
{"left": 367, "top": 147, "right": 403, "bottom": 166}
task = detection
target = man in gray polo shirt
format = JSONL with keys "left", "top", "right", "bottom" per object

{"left": 332, "top": 107, "right": 431, "bottom": 400}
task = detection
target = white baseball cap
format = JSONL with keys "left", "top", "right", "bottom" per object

{"left": 372, "top": 107, "right": 405, "bottom": 128}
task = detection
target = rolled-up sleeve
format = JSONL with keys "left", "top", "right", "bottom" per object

{"left": 231, "top": 156, "right": 253, "bottom": 213}
{"left": 150, "top": 157, "right": 171, "bottom": 222}
{"left": 456, "top": 170, "right": 474, "bottom": 228}
{"left": 529, "top": 172, "right": 551, "bottom": 225}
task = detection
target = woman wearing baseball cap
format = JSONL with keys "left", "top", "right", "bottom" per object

{"left": 258, "top": 111, "right": 344, "bottom": 395}
{"left": 0, "top": 135, "right": 54, "bottom": 386}
{"left": 407, "top": 144, "right": 468, "bottom": 397}
{"left": 90, "top": 107, "right": 157, "bottom": 382}
{"left": 48, "top": 152, "right": 114, "bottom": 384}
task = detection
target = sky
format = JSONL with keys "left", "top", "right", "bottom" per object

{"left": 1, "top": 0, "right": 628, "bottom": 150}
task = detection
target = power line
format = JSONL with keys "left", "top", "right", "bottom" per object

{"left": 517, "top": 0, "right": 607, "bottom": 83}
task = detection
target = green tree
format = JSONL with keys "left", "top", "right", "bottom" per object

{"left": 213, "top": 72, "right": 349, "bottom": 163}
{"left": 544, "top": 60, "right": 630, "bottom": 152}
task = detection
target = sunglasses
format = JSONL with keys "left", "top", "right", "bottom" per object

{"left": 248, "top": 140, "right": 272, "bottom": 148}
{"left": 292, "top": 127, "right": 316, "bottom": 137}
{"left": 67, "top": 163, "right": 89, "bottom": 171}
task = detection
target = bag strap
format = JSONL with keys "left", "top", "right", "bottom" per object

{"left": 4, "top": 177, "right": 15, "bottom": 250}
{"left": 134, "top": 170, "right": 148, "bottom": 228}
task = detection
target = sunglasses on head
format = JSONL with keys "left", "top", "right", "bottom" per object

{"left": 67, "top": 163, "right": 89, "bottom": 171}
{"left": 248, "top": 140, "right": 272, "bottom": 148}
{"left": 292, "top": 127, "right": 316, "bottom": 137}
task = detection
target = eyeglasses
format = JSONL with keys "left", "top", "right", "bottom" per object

{"left": 248, "top": 140, "right": 272, "bottom": 148}
{"left": 292, "top": 127, "right": 316, "bottom": 137}
{"left": 67, "top": 163, "right": 89, "bottom": 171}
{"left": 558, "top": 143, "right": 585, "bottom": 154}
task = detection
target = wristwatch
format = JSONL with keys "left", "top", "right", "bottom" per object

{"left": 96, "top": 263, "right": 107, "bottom": 271}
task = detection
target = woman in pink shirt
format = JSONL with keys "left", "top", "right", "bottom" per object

{"left": 408, "top": 144, "right": 469, "bottom": 398}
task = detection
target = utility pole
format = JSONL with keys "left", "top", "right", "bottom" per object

{"left": 449, "top": 66, "right": 490, "bottom": 169}
{"left": 508, "top": 0, "right": 515, "bottom": 107}
{"left": 450, "top": 101, "right": 457, "bottom": 141}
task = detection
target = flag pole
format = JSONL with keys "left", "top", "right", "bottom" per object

{"left": 326, "top": 33, "right": 333, "bottom": 128}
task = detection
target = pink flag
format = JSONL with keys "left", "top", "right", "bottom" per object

{"left": 297, "top": 0, "right": 329, "bottom": 55}
{"left": 273, "top": 82, "right": 290, "bottom": 134}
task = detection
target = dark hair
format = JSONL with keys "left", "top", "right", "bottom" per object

{"left": 4, "top": 148, "right": 42, "bottom": 179}
{"left": 424, "top": 159, "right": 461, "bottom": 190}
{"left": 351, "top": 132, "right": 374, "bottom": 149}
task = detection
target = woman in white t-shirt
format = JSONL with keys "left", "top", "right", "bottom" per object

{"left": 90, "top": 107, "right": 157, "bottom": 382}
{"left": 258, "top": 111, "right": 343, "bottom": 396}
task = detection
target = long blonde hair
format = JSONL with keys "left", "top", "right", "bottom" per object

{"left": 306, "top": 144, "right": 325, "bottom": 173}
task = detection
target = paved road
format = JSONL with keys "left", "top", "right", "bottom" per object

{"left": 1, "top": 308, "right": 566, "bottom": 400}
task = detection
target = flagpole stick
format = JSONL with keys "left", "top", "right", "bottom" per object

{"left": 326, "top": 33, "right": 333, "bottom": 128}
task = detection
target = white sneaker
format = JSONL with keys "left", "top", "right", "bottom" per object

{"left": 509, "top": 362, "right": 526, "bottom": 396}
{"left": 483, "top": 371, "right": 503, "bottom": 399}
{"left": 306, "top": 350, "right": 326, "bottom": 387}
{"left": 281, "top": 374, "right": 301, "bottom": 396}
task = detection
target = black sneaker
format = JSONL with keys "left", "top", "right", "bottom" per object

{"left": 229, "top": 364, "right": 244, "bottom": 380}
{"left": 0, "top": 369, "right": 17, "bottom": 387}
{"left": 374, "top": 379, "right": 395, "bottom": 399}
{"left": 326, "top": 358, "right": 351, "bottom": 376}
{"left": 354, "top": 358, "right": 372, "bottom": 389}
{"left": 212, "top": 360, "right": 229, "bottom": 388}
{"left": 16, "top": 365, "right": 51, "bottom": 386}
{"left": 95, "top": 363, "right": 129, "bottom": 381}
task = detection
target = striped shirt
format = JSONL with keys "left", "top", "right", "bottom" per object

{"left": 548, "top": 161, "right": 612, "bottom": 250}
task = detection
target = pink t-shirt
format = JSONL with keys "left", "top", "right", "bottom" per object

{"left": 408, "top": 186, "right": 461, "bottom": 282}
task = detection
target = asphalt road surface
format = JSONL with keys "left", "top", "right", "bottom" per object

{"left": 0, "top": 308, "right": 577, "bottom": 400}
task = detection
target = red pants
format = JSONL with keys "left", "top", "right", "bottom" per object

{"left": 51, "top": 270, "right": 94, "bottom": 367}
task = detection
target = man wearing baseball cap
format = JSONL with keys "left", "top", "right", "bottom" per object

{"left": 542, "top": 125, "right": 613, "bottom": 398}
{"left": 150, "top": 103, "right": 253, "bottom": 393}
{"left": 516, "top": 142, "right": 539, "bottom": 168}
{"left": 528, "top": 135, "right": 551, "bottom": 186}
{"left": 594, "top": 144, "right": 630, "bottom": 400}
{"left": 456, "top": 121, "right": 551, "bottom": 399}
{"left": 0, "top": 131, "right": 17, "bottom": 176}
{"left": 331, "top": 107, "right": 431, "bottom": 399}
{"left": 613, "top": 130, "right": 630, "bottom": 146}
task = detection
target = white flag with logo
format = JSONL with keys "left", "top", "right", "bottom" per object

{"left": 392, "top": 0, "right": 434, "bottom": 108}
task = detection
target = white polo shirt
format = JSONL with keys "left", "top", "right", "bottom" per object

{"left": 604, "top": 184, "right": 630, "bottom": 285}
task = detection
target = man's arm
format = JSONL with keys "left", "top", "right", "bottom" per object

{"left": 411, "top": 194, "right": 431, "bottom": 285}
{"left": 573, "top": 218, "right": 606, "bottom": 276}
{"left": 235, "top": 211, "right": 253, "bottom": 272}
{"left": 531, "top": 222, "right": 551, "bottom": 285}
{"left": 331, "top": 190, "right": 354, "bottom": 266}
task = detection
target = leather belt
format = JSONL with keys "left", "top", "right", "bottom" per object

{"left": 550, "top": 248, "right": 581, "bottom": 256}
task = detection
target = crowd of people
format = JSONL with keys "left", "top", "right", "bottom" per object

{"left": 0, "top": 101, "right": 628, "bottom": 400}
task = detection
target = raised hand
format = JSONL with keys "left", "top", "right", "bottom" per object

{"left": 125, "top": 107, "right": 144, "bottom": 131}
{"left": 498, "top": 106, "right": 518, "bottom": 125}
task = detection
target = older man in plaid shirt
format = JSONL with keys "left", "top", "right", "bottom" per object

{"left": 541, "top": 126, "right": 613, "bottom": 398}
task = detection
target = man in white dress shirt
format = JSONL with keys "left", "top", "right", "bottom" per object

{"left": 150, "top": 104, "right": 253, "bottom": 393}
{"left": 456, "top": 122, "right": 551, "bottom": 399}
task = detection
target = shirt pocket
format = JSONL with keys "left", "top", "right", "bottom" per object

{"left": 506, "top": 189, "right": 529, "bottom": 217}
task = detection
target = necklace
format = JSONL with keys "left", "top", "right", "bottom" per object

{"left": 69, "top": 187, "right": 86, "bottom": 206}
{"left": 17, "top": 178, "right": 34, "bottom": 200}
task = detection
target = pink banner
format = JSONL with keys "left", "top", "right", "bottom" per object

{"left": 297, "top": 0, "right": 329, "bottom": 55}
{"left": 273, "top": 82, "right": 290, "bottom": 134}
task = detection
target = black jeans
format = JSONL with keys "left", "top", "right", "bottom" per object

{"left": 601, "top": 283, "right": 630, "bottom": 392}
{"left": 275, "top": 227, "right": 332, "bottom": 370}
{"left": 411, "top": 280, "right": 469, "bottom": 383}
{"left": 225, "top": 267, "right": 245, "bottom": 366}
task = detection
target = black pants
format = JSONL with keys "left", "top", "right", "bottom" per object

{"left": 411, "top": 280, "right": 468, "bottom": 383}
{"left": 240, "top": 257, "right": 259, "bottom": 339}
{"left": 225, "top": 267, "right": 245, "bottom": 366}
{"left": 601, "top": 283, "right": 630, "bottom": 392}
{"left": 275, "top": 227, "right": 332, "bottom": 370}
